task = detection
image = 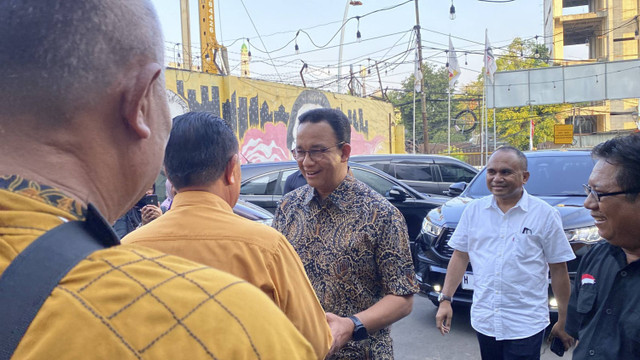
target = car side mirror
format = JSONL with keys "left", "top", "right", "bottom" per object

{"left": 445, "top": 182, "right": 467, "bottom": 197}
{"left": 387, "top": 186, "right": 408, "bottom": 202}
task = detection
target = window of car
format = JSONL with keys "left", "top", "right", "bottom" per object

{"left": 277, "top": 169, "right": 298, "bottom": 195}
{"left": 394, "top": 164, "right": 435, "bottom": 181}
{"left": 365, "top": 162, "right": 392, "bottom": 174}
{"left": 240, "top": 171, "right": 280, "bottom": 195}
{"left": 439, "top": 164, "right": 477, "bottom": 183}
{"left": 464, "top": 154, "right": 594, "bottom": 198}
{"left": 352, "top": 168, "right": 410, "bottom": 198}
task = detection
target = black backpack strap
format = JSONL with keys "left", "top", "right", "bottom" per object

{"left": 0, "top": 204, "right": 119, "bottom": 360}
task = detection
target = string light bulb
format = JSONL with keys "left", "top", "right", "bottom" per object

{"left": 449, "top": 1, "right": 456, "bottom": 20}
{"left": 356, "top": 16, "right": 362, "bottom": 43}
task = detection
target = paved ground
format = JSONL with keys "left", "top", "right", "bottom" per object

{"left": 391, "top": 295, "right": 573, "bottom": 359}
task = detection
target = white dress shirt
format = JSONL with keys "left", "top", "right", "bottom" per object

{"left": 448, "top": 190, "right": 575, "bottom": 340}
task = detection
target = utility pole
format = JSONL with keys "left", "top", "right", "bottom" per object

{"left": 179, "top": 0, "right": 192, "bottom": 70}
{"left": 414, "top": 0, "right": 429, "bottom": 153}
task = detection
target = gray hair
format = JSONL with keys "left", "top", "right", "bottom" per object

{"left": 0, "top": 0, "right": 163, "bottom": 119}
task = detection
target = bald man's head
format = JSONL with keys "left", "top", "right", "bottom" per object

{"left": 0, "top": 0, "right": 163, "bottom": 120}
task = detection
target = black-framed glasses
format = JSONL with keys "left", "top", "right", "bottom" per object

{"left": 583, "top": 184, "right": 640, "bottom": 202}
{"left": 292, "top": 142, "right": 345, "bottom": 162}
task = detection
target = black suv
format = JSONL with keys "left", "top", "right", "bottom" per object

{"left": 414, "top": 150, "right": 601, "bottom": 312}
{"left": 349, "top": 154, "right": 478, "bottom": 196}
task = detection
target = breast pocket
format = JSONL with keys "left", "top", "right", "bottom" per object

{"left": 576, "top": 284, "right": 597, "bottom": 314}
{"left": 515, "top": 233, "right": 541, "bottom": 259}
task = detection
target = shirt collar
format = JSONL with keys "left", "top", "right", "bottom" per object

{"left": 487, "top": 188, "right": 530, "bottom": 212}
{"left": 0, "top": 174, "right": 86, "bottom": 220}
{"left": 302, "top": 175, "right": 355, "bottom": 212}
{"left": 171, "top": 190, "right": 234, "bottom": 213}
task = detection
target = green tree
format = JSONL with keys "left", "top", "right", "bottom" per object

{"left": 388, "top": 63, "right": 468, "bottom": 152}
{"left": 462, "top": 38, "right": 571, "bottom": 150}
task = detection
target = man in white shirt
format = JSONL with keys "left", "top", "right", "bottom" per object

{"left": 435, "top": 146, "right": 575, "bottom": 360}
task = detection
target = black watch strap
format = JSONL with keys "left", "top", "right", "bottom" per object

{"left": 348, "top": 315, "right": 368, "bottom": 341}
{"left": 438, "top": 293, "right": 453, "bottom": 303}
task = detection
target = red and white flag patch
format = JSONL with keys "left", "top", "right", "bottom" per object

{"left": 581, "top": 274, "right": 596, "bottom": 285}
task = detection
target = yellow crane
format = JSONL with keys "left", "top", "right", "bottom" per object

{"left": 180, "top": 0, "right": 228, "bottom": 74}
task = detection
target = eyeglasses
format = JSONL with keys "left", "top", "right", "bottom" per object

{"left": 583, "top": 184, "right": 640, "bottom": 202}
{"left": 292, "top": 142, "right": 345, "bottom": 162}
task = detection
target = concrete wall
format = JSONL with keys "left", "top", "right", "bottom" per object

{"left": 165, "top": 69, "right": 404, "bottom": 163}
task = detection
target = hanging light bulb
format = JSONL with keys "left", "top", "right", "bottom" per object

{"left": 464, "top": 52, "right": 468, "bottom": 65}
{"left": 356, "top": 16, "right": 362, "bottom": 43}
{"left": 534, "top": 48, "right": 540, "bottom": 58}
{"left": 449, "top": 1, "right": 456, "bottom": 20}
{"left": 295, "top": 43, "right": 299, "bottom": 55}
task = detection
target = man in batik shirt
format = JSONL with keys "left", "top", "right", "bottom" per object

{"left": 273, "top": 108, "right": 418, "bottom": 359}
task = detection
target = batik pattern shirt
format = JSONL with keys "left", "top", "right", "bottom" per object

{"left": 273, "top": 176, "right": 418, "bottom": 360}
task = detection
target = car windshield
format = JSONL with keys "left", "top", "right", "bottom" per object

{"left": 464, "top": 154, "right": 595, "bottom": 198}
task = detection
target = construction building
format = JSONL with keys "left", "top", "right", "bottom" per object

{"left": 544, "top": 0, "right": 640, "bottom": 145}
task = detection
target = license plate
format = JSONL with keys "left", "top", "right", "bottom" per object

{"left": 461, "top": 273, "right": 474, "bottom": 290}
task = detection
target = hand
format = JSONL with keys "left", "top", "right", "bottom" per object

{"left": 550, "top": 321, "right": 575, "bottom": 350}
{"left": 141, "top": 205, "right": 162, "bottom": 225}
{"left": 435, "top": 302, "right": 453, "bottom": 335}
{"left": 325, "top": 312, "right": 354, "bottom": 356}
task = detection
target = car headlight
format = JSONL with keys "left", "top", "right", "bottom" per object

{"left": 421, "top": 217, "right": 443, "bottom": 237}
{"left": 565, "top": 226, "right": 600, "bottom": 244}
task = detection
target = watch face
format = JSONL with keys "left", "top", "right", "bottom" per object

{"left": 353, "top": 326, "right": 368, "bottom": 341}
{"left": 350, "top": 316, "right": 368, "bottom": 341}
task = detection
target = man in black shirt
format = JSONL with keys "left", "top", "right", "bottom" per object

{"left": 566, "top": 133, "right": 640, "bottom": 359}
{"left": 283, "top": 170, "right": 307, "bottom": 195}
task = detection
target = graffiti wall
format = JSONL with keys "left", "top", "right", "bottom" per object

{"left": 165, "top": 69, "right": 403, "bottom": 163}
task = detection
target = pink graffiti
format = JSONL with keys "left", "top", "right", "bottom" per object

{"left": 349, "top": 128, "right": 385, "bottom": 155}
{"left": 240, "top": 123, "right": 385, "bottom": 164}
{"left": 240, "top": 122, "right": 290, "bottom": 164}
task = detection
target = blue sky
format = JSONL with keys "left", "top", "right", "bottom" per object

{"left": 150, "top": 1, "right": 583, "bottom": 92}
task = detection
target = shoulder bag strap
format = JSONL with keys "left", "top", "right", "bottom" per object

{"left": 0, "top": 204, "right": 119, "bottom": 360}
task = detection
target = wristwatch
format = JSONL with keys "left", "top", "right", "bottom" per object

{"left": 438, "top": 293, "right": 452, "bottom": 303}
{"left": 348, "top": 315, "right": 368, "bottom": 341}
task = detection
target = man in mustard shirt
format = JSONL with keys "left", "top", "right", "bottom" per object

{"left": 123, "top": 112, "right": 332, "bottom": 359}
{"left": 0, "top": 1, "right": 315, "bottom": 359}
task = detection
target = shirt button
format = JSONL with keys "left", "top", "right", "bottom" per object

{"left": 589, "top": 349, "right": 595, "bottom": 356}
{"left": 605, "top": 308, "right": 612, "bottom": 315}
{"left": 621, "top": 271, "right": 628, "bottom": 277}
